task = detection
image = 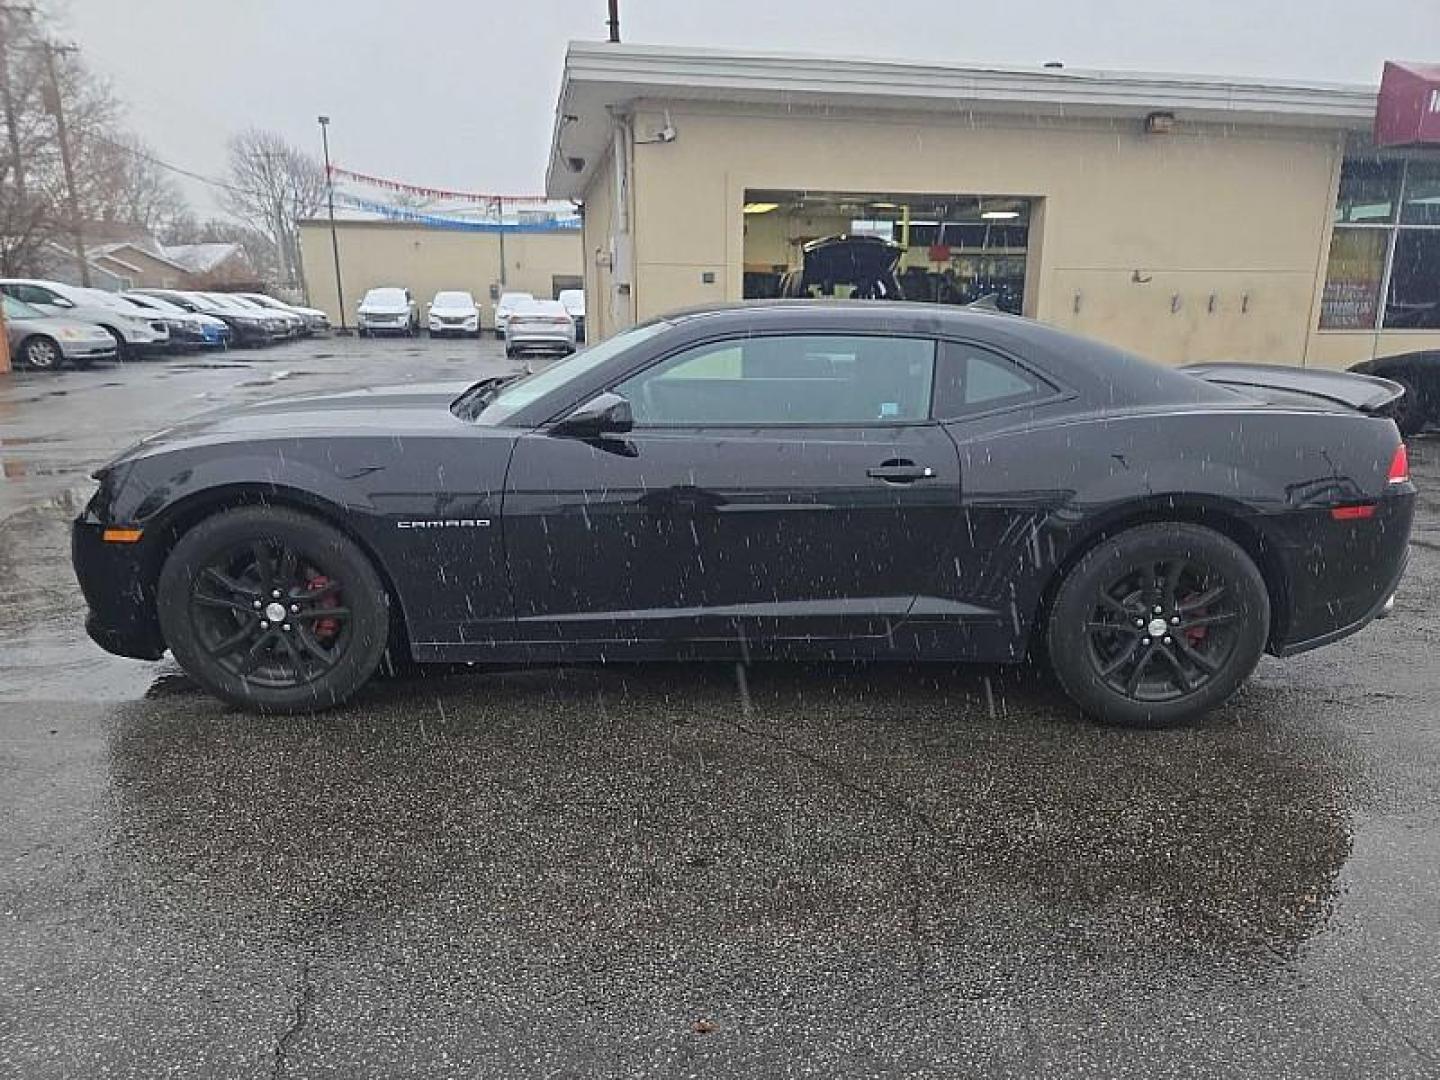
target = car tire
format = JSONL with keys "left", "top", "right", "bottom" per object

{"left": 1387, "top": 373, "right": 1427, "bottom": 437}
{"left": 1046, "top": 523, "right": 1269, "bottom": 728}
{"left": 157, "top": 506, "right": 391, "bottom": 714}
{"left": 19, "top": 335, "right": 63, "bottom": 371}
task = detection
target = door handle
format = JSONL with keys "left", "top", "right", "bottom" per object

{"left": 866, "top": 462, "right": 936, "bottom": 483}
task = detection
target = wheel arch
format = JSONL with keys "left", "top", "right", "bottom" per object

{"left": 144, "top": 483, "right": 414, "bottom": 662}
{"left": 1028, "top": 496, "right": 1291, "bottom": 657}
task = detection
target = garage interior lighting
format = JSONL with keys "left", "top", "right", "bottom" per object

{"left": 743, "top": 202, "right": 779, "bottom": 214}
{"left": 981, "top": 210, "right": 1021, "bottom": 220}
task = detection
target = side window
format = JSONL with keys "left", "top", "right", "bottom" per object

{"left": 931, "top": 341, "right": 1052, "bottom": 418}
{"left": 6, "top": 284, "right": 47, "bottom": 305}
{"left": 615, "top": 335, "right": 935, "bottom": 426}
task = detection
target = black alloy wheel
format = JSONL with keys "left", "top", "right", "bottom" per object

{"left": 21, "top": 335, "right": 62, "bottom": 371}
{"left": 1047, "top": 523, "right": 1269, "bottom": 727}
{"left": 157, "top": 507, "right": 390, "bottom": 712}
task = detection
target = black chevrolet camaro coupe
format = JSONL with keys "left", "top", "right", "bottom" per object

{"left": 73, "top": 302, "right": 1415, "bottom": 726}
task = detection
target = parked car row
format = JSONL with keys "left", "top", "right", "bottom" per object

{"left": 355, "top": 286, "right": 586, "bottom": 348}
{"left": 0, "top": 277, "right": 331, "bottom": 371}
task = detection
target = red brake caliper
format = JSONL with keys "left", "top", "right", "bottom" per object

{"left": 305, "top": 574, "right": 341, "bottom": 642}
{"left": 1180, "top": 592, "right": 1207, "bottom": 646}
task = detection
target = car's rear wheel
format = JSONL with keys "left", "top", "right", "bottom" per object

{"left": 157, "top": 507, "right": 390, "bottom": 713}
{"left": 1046, "top": 523, "right": 1269, "bottom": 727}
{"left": 20, "top": 335, "right": 63, "bottom": 371}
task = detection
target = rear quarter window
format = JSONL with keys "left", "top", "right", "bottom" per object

{"left": 932, "top": 341, "right": 1054, "bottom": 418}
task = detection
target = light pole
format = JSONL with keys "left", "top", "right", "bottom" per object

{"left": 317, "top": 115, "right": 350, "bottom": 334}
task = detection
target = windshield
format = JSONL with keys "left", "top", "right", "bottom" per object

{"left": 434, "top": 291, "right": 473, "bottom": 307}
{"left": 468, "top": 320, "right": 670, "bottom": 425}
{"left": 363, "top": 288, "right": 405, "bottom": 306}
{"left": 3, "top": 295, "right": 45, "bottom": 319}
{"left": 497, "top": 292, "right": 531, "bottom": 308}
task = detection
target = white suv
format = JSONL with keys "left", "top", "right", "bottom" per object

{"left": 357, "top": 287, "right": 419, "bottom": 336}
{"left": 427, "top": 291, "right": 481, "bottom": 338}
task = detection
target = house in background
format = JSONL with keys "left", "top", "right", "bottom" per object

{"left": 89, "top": 243, "right": 193, "bottom": 289}
{"left": 160, "top": 242, "right": 257, "bottom": 289}
{"left": 33, "top": 242, "right": 131, "bottom": 291}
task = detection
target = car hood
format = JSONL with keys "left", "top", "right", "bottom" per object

{"left": 100, "top": 381, "right": 479, "bottom": 470}
{"left": 359, "top": 303, "right": 410, "bottom": 314}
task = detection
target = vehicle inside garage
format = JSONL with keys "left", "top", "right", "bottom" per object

{"left": 742, "top": 190, "right": 1033, "bottom": 313}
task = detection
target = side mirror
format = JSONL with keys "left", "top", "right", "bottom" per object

{"left": 551, "top": 392, "right": 633, "bottom": 439}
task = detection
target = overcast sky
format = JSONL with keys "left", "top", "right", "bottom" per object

{"left": 56, "top": 0, "right": 1440, "bottom": 215}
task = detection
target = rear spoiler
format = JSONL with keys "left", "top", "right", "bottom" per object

{"left": 1180, "top": 363, "right": 1406, "bottom": 413}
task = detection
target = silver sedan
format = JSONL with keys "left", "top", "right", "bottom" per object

{"left": 3, "top": 294, "right": 118, "bottom": 371}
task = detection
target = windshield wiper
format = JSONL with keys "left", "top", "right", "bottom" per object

{"left": 450, "top": 375, "right": 521, "bottom": 421}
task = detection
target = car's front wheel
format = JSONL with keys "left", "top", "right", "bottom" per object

{"left": 1046, "top": 523, "right": 1269, "bottom": 727}
{"left": 157, "top": 507, "right": 391, "bottom": 713}
{"left": 20, "top": 335, "right": 63, "bottom": 371}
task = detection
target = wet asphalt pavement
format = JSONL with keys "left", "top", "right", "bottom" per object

{"left": 2, "top": 337, "right": 1439, "bottom": 1077}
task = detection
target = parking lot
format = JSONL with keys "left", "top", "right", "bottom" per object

{"left": 2, "top": 335, "right": 1440, "bottom": 1077}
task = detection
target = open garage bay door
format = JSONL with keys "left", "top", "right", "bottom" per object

{"left": 743, "top": 190, "right": 1033, "bottom": 314}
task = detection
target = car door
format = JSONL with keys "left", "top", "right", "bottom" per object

{"left": 501, "top": 332, "right": 964, "bottom": 652}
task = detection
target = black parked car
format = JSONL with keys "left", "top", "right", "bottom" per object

{"left": 130, "top": 288, "right": 276, "bottom": 347}
{"left": 73, "top": 302, "right": 1414, "bottom": 725}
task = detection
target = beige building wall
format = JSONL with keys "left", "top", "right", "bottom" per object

{"left": 580, "top": 146, "right": 629, "bottom": 341}
{"left": 299, "top": 221, "right": 582, "bottom": 328}
{"left": 588, "top": 102, "right": 1440, "bottom": 368}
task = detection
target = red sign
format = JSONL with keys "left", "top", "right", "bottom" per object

{"left": 928, "top": 244, "right": 952, "bottom": 263}
{"left": 1375, "top": 61, "right": 1440, "bottom": 147}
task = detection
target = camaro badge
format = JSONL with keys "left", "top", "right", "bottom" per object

{"left": 396, "top": 519, "right": 491, "bottom": 529}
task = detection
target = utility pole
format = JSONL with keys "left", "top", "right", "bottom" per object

{"left": 38, "top": 39, "right": 86, "bottom": 286}
{"left": 607, "top": 0, "right": 620, "bottom": 42}
{"left": 0, "top": 3, "right": 33, "bottom": 202}
{"left": 317, "top": 115, "right": 349, "bottom": 333}
{"left": 495, "top": 196, "right": 506, "bottom": 289}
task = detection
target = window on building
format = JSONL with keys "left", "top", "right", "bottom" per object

{"left": 615, "top": 335, "right": 936, "bottom": 426}
{"left": 1321, "top": 158, "right": 1440, "bottom": 331}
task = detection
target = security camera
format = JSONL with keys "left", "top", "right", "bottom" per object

{"left": 565, "top": 155, "right": 586, "bottom": 173}
{"left": 655, "top": 124, "right": 677, "bottom": 143}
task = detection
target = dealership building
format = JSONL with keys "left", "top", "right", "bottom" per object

{"left": 546, "top": 44, "right": 1440, "bottom": 367}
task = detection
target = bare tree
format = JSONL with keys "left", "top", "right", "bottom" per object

{"left": 0, "top": 5, "right": 193, "bottom": 275}
{"left": 222, "top": 128, "right": 325, "bottom": 291}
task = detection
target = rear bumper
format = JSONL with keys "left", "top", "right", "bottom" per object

{"left": 507, "top": 330, "right": 575, "bottom": 352}
{"left": 1268, "top": 489, "right": 1415, "bottom": 656}
{"left": 72, "top": 517, "right": 166, "bottom": 660}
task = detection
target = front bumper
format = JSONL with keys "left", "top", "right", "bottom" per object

{"left": 72, "top": 517, "right": 166, "bottom": 660}
{"left": 359, "top": 316, "right": 411, "bottom": 333}
{"left": 430, "top": 318, "right": 479, "bottom": 334}
{"left": 59, "top": 339, "right": 119, "bottom": 361}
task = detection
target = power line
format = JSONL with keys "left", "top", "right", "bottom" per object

{"left": 87, "top": 131, "right": 268, "bottom": 200}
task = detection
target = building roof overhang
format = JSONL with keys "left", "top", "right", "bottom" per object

{"left": 547, "top": 41, "right": 1381, "bottom": 198}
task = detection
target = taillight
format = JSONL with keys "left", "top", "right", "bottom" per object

{"left": 1388, "top": 443, "right": 1410, "bottom": 485}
